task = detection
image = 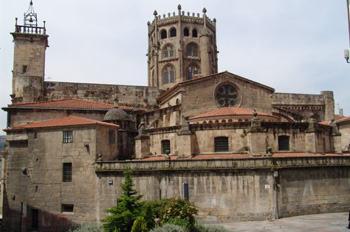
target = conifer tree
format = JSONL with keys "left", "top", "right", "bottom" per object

{"left": 101, "top": 166, "right": 143, "bottom": 232}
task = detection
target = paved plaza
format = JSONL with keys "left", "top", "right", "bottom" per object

{"left": 219, "top": 212, "right": 350, "bottom": 232}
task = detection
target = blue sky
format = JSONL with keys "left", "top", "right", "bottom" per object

{"left": 0, "top": 0, "right": 349, "bottom": 135}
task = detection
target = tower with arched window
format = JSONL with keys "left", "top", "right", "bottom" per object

{"left": 147, "top": 5, "right": 218, "bottom": 90}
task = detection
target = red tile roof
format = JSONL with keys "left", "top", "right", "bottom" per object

{"left": 334, "top": 116, "right": 350, "bottom": 124}
{"left": 8, "top": 98, "right": 132, "bottom": 110}
{"left": 190, "top": 107, "right": 274, "bottom": 120}
{"left": 4, "top": 115, "right": 119, "bottom": 131}
{"left": 138, "top": 152, "right": 350, "bottom": 161}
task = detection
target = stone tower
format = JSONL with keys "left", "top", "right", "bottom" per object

{"left": 11, "top": 0, "right": 48, "bottom": 104}
{"left": 147, "top": 5, "right": 218, "bottom": 90}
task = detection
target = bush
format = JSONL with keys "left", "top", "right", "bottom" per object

{"left": 68, "top": 224, "right": 102, "bottom": 232}
{"left": 150, "top": 223, "right": 187, "bottom": 232}
{"left": 159, "top": 198, "right": 198, "bottom": 230}
{"left": 166, "top": 218, "right": 191, "bottom": 231}
{"left": 131, "top": 216, "right": 148, "bottom": 232}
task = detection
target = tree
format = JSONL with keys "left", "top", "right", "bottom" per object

{"left": 101, "top": 166, "right": 143, "bottom": 232}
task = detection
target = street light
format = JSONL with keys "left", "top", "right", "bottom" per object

{"left": 345, "top": 0, "right": 350, "bottom": 63}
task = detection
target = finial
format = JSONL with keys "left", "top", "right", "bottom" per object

{"left": 30, "top": 0, "right": 33, "bottom": 6}
{"left": 15, "top": 17, "right": 18, "bottom": 25}
{"left": 114, "top": 98, "right": 119, "bottom": 108}
{"left": 203, "top": 8, "right": 207, "bottom": 14}
{"left": 147, "top": 21, "right": 150, "bottom": 26}
{"left": 153, "top": 10, "right": 158, "bottom": 16}
{"left": 213, "top": 18, "right": 216, "bottom": 23}
{"left": 253, "top": 109, "right": 257, "bottom": 117}
{"left": 178, "top": 4, "right": 181, "bottom": 10}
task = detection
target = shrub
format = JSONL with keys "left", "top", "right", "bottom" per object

{"left": 166, "top": 217, "right": 191, "bottom": 231}
{"left": 159, "top": 198, "right": 198, "bottom": 230}
{"left": 131, "top": 216, "right": 148, "bottom": 232}
{"left": 68, "top": 224, "right": 102, "bottom": 232}
{"left": 150, "top": 223, "right": 187, "bottom": 232}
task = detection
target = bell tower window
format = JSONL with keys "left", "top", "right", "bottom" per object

{"left": 164, "top": 45, "right": 174, "bottom": 58}
{"left": 161, "top": 29, "right": 167, "bottom": 39}
{"left": 188, "top": 65, "right": 199, "bottom": 80}
{"left": 164, "top": 65, "right": 175, "bottom": 84}
{"left": 170, "top": 28, "right": 176, "bottom": 37}
{"left": 187, "top": 43, "right": 199, "bottom": 57}
{"left": 184, "top": 28, "right": 189, "bottom": 37}
{"left": 192, "top": 29, "right": 198, "bottom": 37}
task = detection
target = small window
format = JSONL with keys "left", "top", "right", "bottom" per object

{"left": 187, "top": 44, "right": 198, "bottom": 57}
{"left": 61, "top": 204, "right": 74, "bottom": 213}
{"left": 161, "top": 30, "right": 167, "bottom": 39}
{"left": 23, "top": 65, "right": 28, "bottom": 73}
{"left": 215, "top": 137, "right": 229, "bottom": 152}
{"left": 184, "top": 28, "right": 189, "bottom": 37}
{"left": 109, "top": 130, "right": 115, "bottom": 144}
{"left": 164, "top": 66, "right": 174, "bottom": 84}
{"left": 34, "top": 132, "right": 37, "bottom": 139}
{"left": 192, "top": 29, "right": 198, "bottom": 37}
{"left": 170, "top": 67, "right": 174, "bottom": 83}
{"left": 278, "top": 136, "right": 290, "bottom": 151}
{"left": 170, "top": 28, "right": 176, "bottom": 37}
{"left": 188, "top": 65, "right": 199, "bottom": 80}
{"left": 162, "top": 140, "right": 170, "bottom": 154}
{"left": 32, "top": 209, "right": 39, "bottom": 229}
{"left": 164, "top": 69, "right": 169, "bottom": 84}
{"left": 63, "top": 131, "right": 73, "bottom": 143}
{"left": 63, "top": 163, "right": 72, "bottom": 182}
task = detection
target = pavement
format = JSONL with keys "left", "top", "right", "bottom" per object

{"left": 218, "top": 212, "right": 350, "bottom": 232}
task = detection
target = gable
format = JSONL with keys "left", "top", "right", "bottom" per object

{"left": 158, "top": 71, "right": 275, "bottom": 117}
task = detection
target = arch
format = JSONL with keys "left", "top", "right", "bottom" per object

{"left": 162, "top": 44, "right": 175, "bottom": 58}
{"left": 187, "top": 63, "right": 199, "bottom": 80}
{"left": 192, "top": 29, "right": 198, "bottom": 37}
{"left": 186, "top": 42, "right": 199, "bottom": 57}
{"left": 184, "top": 28, "right": 189, "bottom": 37}
{"left": 170, "top": 28, "right": 176, "bottom": 37}
{"left": 161, "top": 29, "right": 167, "bottom": 39}
{"left": 163, "top": 64, "right": 175, "bottom": 84}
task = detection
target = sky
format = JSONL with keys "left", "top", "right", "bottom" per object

{"left": 0, "top": 0, "right": 349, "bottom": 135}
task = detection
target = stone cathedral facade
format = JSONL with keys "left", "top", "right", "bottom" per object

{"left": 2, "top": 2, "right": 350, "bottom": 231}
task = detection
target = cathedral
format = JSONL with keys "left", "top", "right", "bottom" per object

{"left": 2, "top": 2, "right": 350, "bottom": 231}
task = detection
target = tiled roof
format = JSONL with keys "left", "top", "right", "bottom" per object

{"left": 334, "top": 116, "right": 350, "bottom": 124}
{"left": 4, "top": 115, "right": 119, "bottom": 131}
{"left": 138, "top": 152, "right": 350, "bottom": 161}
{"left": 8, "top": 98, "right": 132, "bottom": 110}
{"left": 190, "top": 107, "right": 272, "bottom": 120}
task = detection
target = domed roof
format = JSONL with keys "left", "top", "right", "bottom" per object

{"left": 103, "top": 107, "right": 133, "bottom": 122}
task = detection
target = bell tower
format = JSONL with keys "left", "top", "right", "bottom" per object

{"left": 11, "top": 0, "right": 48, "bottom": 103}
{"left": 147, "top": 5, "right": 218, "bottom": 90}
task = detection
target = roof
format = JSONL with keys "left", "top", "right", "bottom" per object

{"left": 6, "top": 98, "right": 132, "bottom": 110}
{"left": 319, "top": 116, "right": 350, "bottom": 125}
{"left": 189, "top": 107, "right": 275, "bottom": 120}
{"left": 4, "top": 115, "right": 119, "bottom": 131}
{"left": 138, "top": 152, "right": 350, "bottom": 161}
{"left": 157, "top": 71, "right": 275, "bottom": 102}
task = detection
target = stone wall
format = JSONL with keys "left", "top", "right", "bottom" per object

{"left": 96, "top": 156, "right": 350, "bottom": 223}
{"left": 43, "top": 81, "right": 161, "bottom": 109}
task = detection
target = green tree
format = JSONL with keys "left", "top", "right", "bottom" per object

{"left": 101, "top": 167, "right": 143, "bottom": 232}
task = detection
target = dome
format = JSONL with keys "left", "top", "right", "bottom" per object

{"left": 103, "top": 108, "right": 133, "bottom": 122}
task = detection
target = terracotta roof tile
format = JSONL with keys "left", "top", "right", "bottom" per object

{"left": 4, "top": 115, "right": 119, "bottom": 131}
{"left": 8, "top": 98, "right": 132, "bottom": 110}
{"left": 334, "top": 116, "right": 350, "bottom": 124}
{"left": 190, "top": 107, "right": 273, "bottom": 120}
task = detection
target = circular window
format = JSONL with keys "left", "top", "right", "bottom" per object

{"left": 215, "top": 84, "right": 238, "bottom": 107}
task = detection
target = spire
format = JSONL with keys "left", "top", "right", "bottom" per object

{"left": 24, "top": 0, "right": 38, "bottom": 27}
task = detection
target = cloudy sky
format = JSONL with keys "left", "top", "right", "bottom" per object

{"left": 0, "top": 0, "right": 349, "bottom": 135}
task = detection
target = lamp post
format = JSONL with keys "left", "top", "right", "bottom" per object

{"left": 345, "top": 0, "right": 350, "bottom": 63}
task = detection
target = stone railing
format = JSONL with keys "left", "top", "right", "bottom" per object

{"left": 95, "top": 155, "right": 350, "bottom": 173}
{"left": 15, "top": 25, "right": 46, "bottom": 35}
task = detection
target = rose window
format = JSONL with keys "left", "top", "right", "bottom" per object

{"left": 216, "top": 85, "right": 238, "bottom": 107}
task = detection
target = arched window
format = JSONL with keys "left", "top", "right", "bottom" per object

{"left": 163, "top": 45, "right": 174, "bottom": 58}
{"left": 278, "top": 136, "right": 290, "bottom": 151}
{"left": 187, "top": 65, "right": 198, "bottom": 80}
{"left": 170, "top": 28, "right": 176, "bottom": 37}
{"left": 215, "top": 137, "right": 228, "bottom": 152}
{"left": 164, "top": 65, "right": 175, "bottom": 84}
{"left": 192, "top": 29, "right": 198, "bottom": 37}
{"left": 184, "top": 28, "right": 189, "bottom": 36}
{"left": 161, "top": 29, "right": 167, "bottom": 39}
{"left": 187, "top": 43, "right": 199, "bottom": 57}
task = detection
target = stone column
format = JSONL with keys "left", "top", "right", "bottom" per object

{"left": 176, "top": 116, "right": 193, "bottom": 157}
{"left": 247, "top": 111, "right": 267, "bottom": 156}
